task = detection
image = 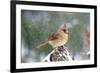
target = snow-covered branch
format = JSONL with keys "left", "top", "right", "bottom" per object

{"left": 42, "top": 46, "right": 73, "bottom": 62}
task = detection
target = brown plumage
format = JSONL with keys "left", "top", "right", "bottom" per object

{"left": 35, "top": 24, "right": 68, "bottom": 48}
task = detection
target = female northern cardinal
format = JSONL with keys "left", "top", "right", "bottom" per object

{"left": 35, "top": 24, "right": 68, "bottom": 48}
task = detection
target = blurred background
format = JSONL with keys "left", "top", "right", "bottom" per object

{"left": 21, "top": 10, "right": 90, "bottom": 63}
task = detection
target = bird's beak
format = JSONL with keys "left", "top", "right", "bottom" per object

{"left": 66, "top": 30, "right": 69, "bottom": 34}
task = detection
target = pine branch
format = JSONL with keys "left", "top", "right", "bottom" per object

{"left": 42, "top": 46, "right": 73, "bottom": 62}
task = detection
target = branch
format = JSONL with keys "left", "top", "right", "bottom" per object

{"left": 42, "top": 46, "right": 73, "bottom": 62}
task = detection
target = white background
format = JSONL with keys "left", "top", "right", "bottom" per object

{"left": 0, "top": 0, "right": 99, "bottom": 73}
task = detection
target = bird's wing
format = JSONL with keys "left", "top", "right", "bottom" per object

{"left": 48, "top": 33, "right": 59, "bottom": 40}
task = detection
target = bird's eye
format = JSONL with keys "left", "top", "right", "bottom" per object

{"left": 62, "top": 29, "right": 66, "bottom": 32}
{"left": 62, "top": 29, "right": 68, "bottom": 34}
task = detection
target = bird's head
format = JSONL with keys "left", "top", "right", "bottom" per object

{"left": 58, "top": 24, "right": 68, "bottom": 34}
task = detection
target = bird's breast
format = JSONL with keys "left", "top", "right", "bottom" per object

{"left": 48, "top": 33, "right": 68, "bottom": 48}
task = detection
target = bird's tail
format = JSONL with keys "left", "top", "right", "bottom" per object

{"left": 35, "top": 40, "right": 49, "bottom": 49}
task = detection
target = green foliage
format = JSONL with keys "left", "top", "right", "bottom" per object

{"left": 68, "top": 24, "right": 84, "bottom": 54}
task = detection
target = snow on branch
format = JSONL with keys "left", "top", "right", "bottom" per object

{"left": 42, "top": 46, "right": 73, "bottom": 62}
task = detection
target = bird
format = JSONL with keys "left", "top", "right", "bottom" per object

{"left": 35, "top": 24, "right": 69, "bottom": 49}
